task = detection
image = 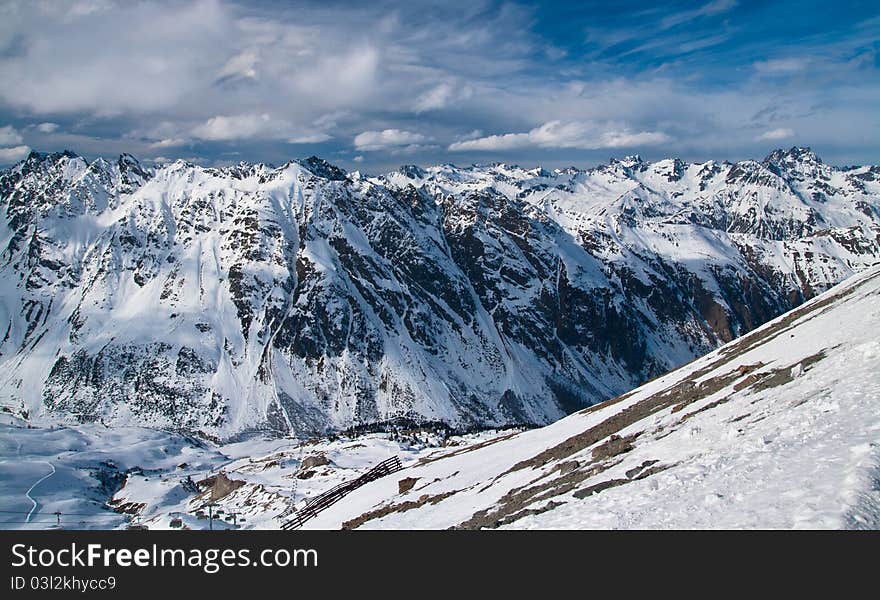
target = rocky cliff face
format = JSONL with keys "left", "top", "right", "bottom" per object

{"left": 1, "top": 147, "right": 878, "bottom": 439}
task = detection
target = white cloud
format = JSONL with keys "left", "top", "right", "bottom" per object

{"left": 217, "top": 48, "right": 259, "bottom": 81}
{"left": 0, "top": 125, "right": 24, "bottom": 146}
{"left": 149, "top": 137, "right": 188, "bottom": 148}
{"left": 0, "top": 1, "right": 231, "bottom": 115}
{"left": 0, "top": 1, "right": 384, "bottom": 121}
{"left": 414, "top": 83, "right": 456, "bottom": 112}
{"left": 449, "top": 132, "right": 527, "bottom": 152}
{"left": 35, "top": 122, "right": 59, "bottom": 133}
{"left": 598, "top": 130, "right": 673, "bottom": 148}
{"left": 287, "top": 133, "right": 332, "bottom": 144}
{"left": 456, "top": 129, "right": 483, "bottom": 142}
{"left": 354, "top": 129, "right": 427, "bottom": 151}
{"left": 756, "top": 128, "right": 794, "bottom": 141}
{"left": 190, "top": 113, "right": 333, "bottom": 144}
{"left": 661, "top": 0, "right": 738, "bottom": 29}
{"left": 0, "top": 145, "right": 31, "bottom": 164}
{"left": 698, "top": 0, "right": 738, "bottom": 15}
{"left": 449, "top": 121, "right": 670, "bottom": 151}
{"left": 54, "top": 0, "right": 116, "bottom": 19}
{"left": 753, "top": 58, "right": 809, "bottom": 74}
{"left": 352, "top": 155, "right": 364, "bottom": 163}
{"left": 413, "top": 82, "right": 472, "bottom": 113}
{"left": 191, "top": 114, "right": 273, "bottom": 141}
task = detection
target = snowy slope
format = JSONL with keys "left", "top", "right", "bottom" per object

{"left": 1, "top": 148, "right": 879, "bottom": 439}
{"left": 299, "top": 266, "right": 880, "bottom": 529}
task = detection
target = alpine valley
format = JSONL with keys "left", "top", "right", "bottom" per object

{"left": 1, "top": 147, "right": 879, "bottom": 441}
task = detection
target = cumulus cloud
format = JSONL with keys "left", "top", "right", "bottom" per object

{"left": 0, "top": 125, "right": 23, "bottom": 146}
{"left": 189, "top": 113, "right": 333, "bottom": 144}
{"left": 0, "top": 145, "right": 31, "bottom": 164}
{"left": 756, "top": 128, "right": 795, "bottom": 141}
{"left": 0, "top": 1, "right": 384, "bottom": 122}
{"left": 0, "top": 0, "right": 545, "bottom": 155}
{"left": 191, "top": 114, "right": 274, "bottom": 141}
{"left": 0, "top": 1, "right": 229, "bottom": 115}
{"left": 0, "top": 125, "right": 30, "bottom": 164}
{"left": 354, "top": 129, "right": 428, "bottom": 151}
{"left": 449, "top": 121, "right": 670, "bottom": 151}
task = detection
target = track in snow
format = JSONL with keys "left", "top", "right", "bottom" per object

{"left": 24, "top": 461, "right": 56, "bottom": 523}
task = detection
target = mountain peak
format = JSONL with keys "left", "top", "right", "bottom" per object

{"left": 23, "top": 149, "right": 79, "bottom": 163}
{"left": 398, "top": 164, "right": 427, "bottom": 179}
{"left": 116, "top": 152, "right": 151, "bottom": 185}
{"left": 298, "top": 156, "right": 348, "bottom": 181}
{"left": 610, "top": 154, "right": 645, "bottom": 169}
{"left": 763, "top": 146, "right": 821, "bottom": 167}
{"left": 118, "top": 152, "right": 140, "bottom": 164}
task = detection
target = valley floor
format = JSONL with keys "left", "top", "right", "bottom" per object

{"left": 0, "top": 413, "right": 511, "bottom": 530}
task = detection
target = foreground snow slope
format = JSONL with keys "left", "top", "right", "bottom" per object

{"left": 304, "top": 265, "right": 880, "bottom": 529}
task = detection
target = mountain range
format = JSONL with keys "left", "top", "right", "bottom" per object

{"left": 1, "top": 147, "right": 878, "bottom": 440}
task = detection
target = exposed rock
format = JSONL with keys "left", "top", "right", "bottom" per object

{"left": 197, "top": 472, "right": 246, "bottom": 502}
{"left": 398, "top": 477, "right": 420, "bottom": 494}
{"left": 300, "top": 454, "right": 330, "bottom": 470}
{"left": 592, "top": 434, "right": 638, "bottom": 461}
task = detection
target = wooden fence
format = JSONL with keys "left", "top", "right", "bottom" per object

{"left": 281, "top": 455, "right": 403, "bottom": 530}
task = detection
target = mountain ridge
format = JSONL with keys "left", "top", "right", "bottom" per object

{"left": 1, "top": 146, "right": 878, "bottom": 440}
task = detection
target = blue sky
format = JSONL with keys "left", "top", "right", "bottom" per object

{"left": 0, "top": 0, "right": 877, "bottom": 171}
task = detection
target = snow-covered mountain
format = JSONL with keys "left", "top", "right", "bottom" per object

{"left": 1, "top": 147, "right": 878, "bottom": 439}
{"left": 2, "top": 266, "right": 878, "bottom": 529}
